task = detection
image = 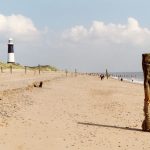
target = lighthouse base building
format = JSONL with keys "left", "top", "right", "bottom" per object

{"left": 8, "top": 53, "right": 15, "bottom": 63}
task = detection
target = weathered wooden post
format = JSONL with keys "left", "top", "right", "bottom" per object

{"left": 0, "top": 67, "right": 1, "bottom": 73}
{"left": 65, "top": 69, "right": 68, "bottom": 77}
{"left": 142, "top": 53, "right": 150, "bottom": 131}
{"left": 75, "top": 69, "right": 77, "bottom": 77}
{"left": 106, "top": 69, "right": 109, "bottom": 79}
{"left": 38, "top": 65, "right": 41, "bottom": 75}
{"left": 10, "top": 65, "right": 12, "bottom": 74}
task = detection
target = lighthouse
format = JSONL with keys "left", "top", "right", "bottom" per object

{"left": 7, "top": 38, "right": 15, "bottom": 63}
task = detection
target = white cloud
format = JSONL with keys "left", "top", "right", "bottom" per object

{"left": 0, "top": 14, "right": 40, "bottom": 42}
{"left": 62, "top": 25, "right": 88, "bottom": 42}
{"left": 57, "top": 17, "right": 150, "bottom": 72}
{"left": 62, "top": 17, "right": 150, "bottom": 47}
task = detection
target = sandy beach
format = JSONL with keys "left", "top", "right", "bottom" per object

{"left": 0, "top": 70, "right": 148, "bottom": 150}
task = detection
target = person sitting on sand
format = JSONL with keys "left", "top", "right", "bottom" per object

{"left": 100, "top": 74, "right": 105, "bottom": 80}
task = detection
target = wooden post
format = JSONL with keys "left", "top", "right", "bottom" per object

{"left": 0, "top": 67, "right": 2, "bottom": 73}
{"left": 10, "top": 65, "right": 12, "bottom": 74}
{"left": 142, "top": 53, "right": 150, "bottom": 131}
{"left": 75, "top": 69, "right": 77, "bottom": 77}
{"left": 106, "top": 69, "right": 109, "bottom": 79}
{"left": 38, "top": 65, "right": 41, "bottom": 75}
{"left": 65, "top": 69, "right": 68, "bottom": 77}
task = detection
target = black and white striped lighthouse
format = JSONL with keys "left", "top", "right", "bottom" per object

{"left": 7, "top": 38, "right": 15, "bottom": 63}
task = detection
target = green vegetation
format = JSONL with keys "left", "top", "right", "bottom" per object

{"left": 0, "top": 62, "right": 24, "bottom": 69}
{"left": 0, "top": 62, "right": 58, "bottom": 71}
{"left": 28, "top": 65, "right": 58, "bottom": 71}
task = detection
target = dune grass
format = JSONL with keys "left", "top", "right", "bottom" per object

{"left": 0, "top": 62, "right": 58, "bottom": 71}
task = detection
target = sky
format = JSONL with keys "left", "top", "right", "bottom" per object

{"left": 0, "top": 0, "right": 150, "bottom": 72}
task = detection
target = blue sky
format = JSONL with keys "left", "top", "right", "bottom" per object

{"left": 1, "top": 0, "right": 149, "bottom": 29}
{"left": 0, "top": 0, "right": 149, "bottom": 72}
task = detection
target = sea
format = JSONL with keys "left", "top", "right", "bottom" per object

{"left": 110, "top": 72, "right": 143, "bottom": 84}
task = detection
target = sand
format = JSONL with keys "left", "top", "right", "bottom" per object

{"left": 0, "top": 70, "right": 148, "bottom": 150}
